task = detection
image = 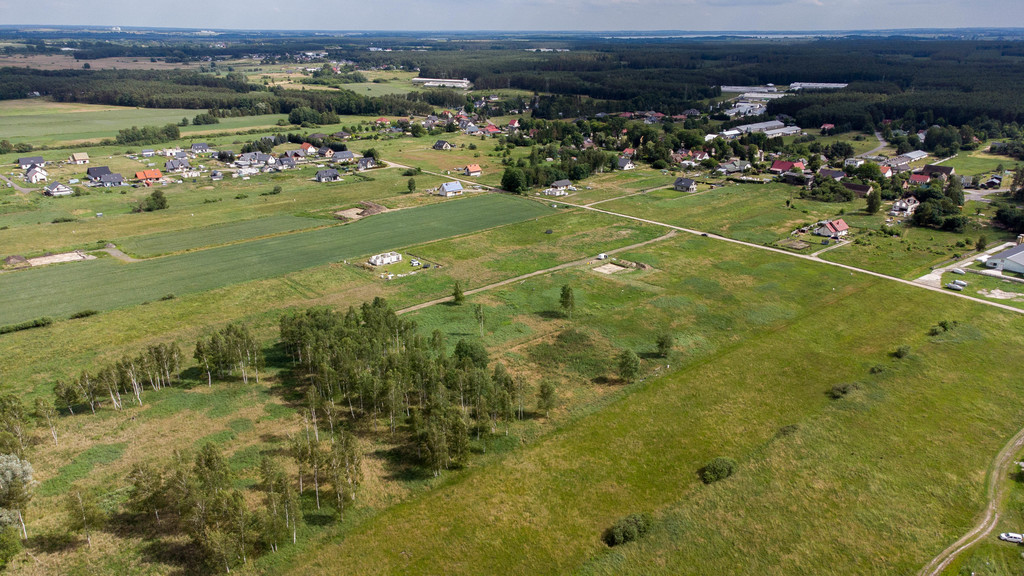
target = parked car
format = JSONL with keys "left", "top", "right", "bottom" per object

{"left": 951, "top": 268, "right": 966, "bottom": 275}
{"left": 596, "top": 253, "right": 608, "bottom": 260}
{"left": 999, "top": 532, "right": 1023, "bottom": 543}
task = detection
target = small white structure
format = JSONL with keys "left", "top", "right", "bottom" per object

{"left": 68, "top": 152, "right": 90, "bottom": 164}
{"left": 369, "top": 251, "right": 402, "bottom": 266}
{"left": 985, "top": 244, "right": 1024, "bottom": 274}
{"left": 844, "top": 158, "right": 865, "bottom": 168}
{"left": 438, "top": 181, "right": 463, "bottom": 197}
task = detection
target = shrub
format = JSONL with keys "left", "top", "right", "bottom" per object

{"left": 69, "top": 310, "right": 98, "bottom": 319}
{"left": 159, "top": 294, "right": 176, "bottom": 301}
{"left": 828, "top": 382, "right": 859, "bottom": 399}
{"left": 0, "top": 316, "right": 53, "bottom": 335}
{"left": 893, "top": 345, "right": 911, "bottom": 359}
{"left": 51, "top": 217, "right": 77, "bottom": 224}
{"left": 603, "top": 512, "right": 653, "bottom": 547}
{"left": 701, "top": 457, "right": 737, "bottom": 484}
{"left": 0, "top": 527, "right": 20, "bottom": 569}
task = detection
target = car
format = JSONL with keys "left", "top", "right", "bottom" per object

{"left": 596, "top": 253, "right": 608, "bottom": 260}
{"left": 951, "top": 268, "right": 966, "bottom": 275}
{"left": 999, "top": 532, "right": 1023, "bottom": 543}
{"left": 701, "top": 233, "right": 709, "bottom": 237}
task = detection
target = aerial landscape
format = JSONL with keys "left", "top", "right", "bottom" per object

{"left": 2, "top": 4, "right": 1024, "bottom": 574}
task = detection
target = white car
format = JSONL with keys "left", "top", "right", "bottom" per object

{"left": 999, "top": 532, "right": 1023, "bottom": 543}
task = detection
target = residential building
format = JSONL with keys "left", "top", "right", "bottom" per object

{"left": 674, "top": 178, "right": 697, "bottom": 193}
{"left": 315, "top": 169, "right": 340, "bottom": 182}
{"left": 815, "top": 219, "right": 849, "bottom": 238}
{"left": 617, "top": 157, "right": 635, "bottom": 170}
{"left": 464, "top": 164, "right": 482, "bottom": 177}
{"left": 68, "top": 152, "right": 90, "bottom": 164}
{"left": 438, "top": 181, "right": 463, "bottom": 197}
{"left": 357, "top": 157, "right": 377, "bottom": 171}
{"left": 44, "top": 182, "right": 73, "bottom": 196}
{"left": 26, "top": 167, "right": 48, "bottom": 184}
{"left": 889, "top": 196, "right": 920, "bottom": 217}
{"left": 86, "top": 166, "right": 112, "bottom": 181}
{"left": 17, "top": 156, "right": 45, "bottom": 170}
{"left": 369, "top": 251, "right": 403, "bottom": 266}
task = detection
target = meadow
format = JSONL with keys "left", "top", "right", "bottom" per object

{"left": 0, "top": 194, "right": 553, "bottom": 325}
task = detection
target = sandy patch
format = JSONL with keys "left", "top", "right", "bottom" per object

{"left": 593, "top": 263, "right": 627, "bottom": 274}
{"left": 28, "top": 251, "right": 96, "bottom": 266}
{"left": 979, "top": 289, "right": 1024, "bottom": 301}
{"left": 334, "top": 201, "right": 389, "bottom": 222}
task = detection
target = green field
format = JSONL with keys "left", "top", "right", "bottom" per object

{"left": 0, "top": 98, "right": 287, "bottom": 146}
{"left": 118, "top": 214, "right": 336, "bottom": 257}
{"left": 279, "top": 234, "right": 1024, "bottom": 576}
{"left": 0, "top": 194, "right": 552, "bottom": 325}
{"left": 941, "top": 151, "right": 1013, "bottom": 177}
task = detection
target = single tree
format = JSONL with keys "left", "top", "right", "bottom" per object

{"left": 618, "top": 349, "right": 641, "bottom": 383}
{"left": 537, "top": 381, "right": 557, "bottom": 417}
{"left": 474, "top": 304, "right": 485, "bottom": 338}
{"left": 452, "top": 281, "right": 465, "bottom": 305}
{"left": 64, "top": 487, "right": 105, "bottom": 549}
{"left": 0, "top": 455, "right": 35, "bottom": 539}
{"left": 866, "top": 190, "right": 882, "bottom": 214}
{"left": 559, "top": 284, "right": 575, "bottom": 319}
{"left": 407, "top": 178, "right": 416, "bottom": 193}
{"left": 32, "top": 399, "right": 57, "bottom": 447}
{"left": 976, "top": 235, "right": 988, "bottom": 252}
{"left": 656, "top": 333, "right": 674, "bottom": 358}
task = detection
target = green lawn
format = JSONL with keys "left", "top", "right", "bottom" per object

{"left": 0, "top": 194, "right": 552, "bottom": 325}
{"left": 942, "top": 151, "right": 1014, "bottom": 177}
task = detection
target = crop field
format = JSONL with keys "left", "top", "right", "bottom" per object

{"left": 0, "top": 99, "right": 287, "bottom": 146}
{"left": 280, "top": 234, "right": 1024, "bottom": 576}
{"left": 0, "top": 194, "right": 553, "bottom": 325}
{"left": 118, "top": 213, "right": 336, "bottom": 257}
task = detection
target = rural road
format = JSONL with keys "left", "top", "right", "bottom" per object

{"left": 0, "top": 173, "right": 32, "bottom": 195}
{"left": 97, "top": 246, "right": 141, "bottom": 263}
{"left": 917, "top": 424, "right": 1024, "bottom": 576}
{"left": 913, "top": 243, "right": 1013, "bottom": 288}
{"left": 396, "top": 230, "right": 677, "bottom": 315}
{"left": 858, "top": 131, "right": 889, "bottom": 157}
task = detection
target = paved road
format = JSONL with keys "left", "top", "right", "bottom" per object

{"left": 914, "top": 243, "right": 1013, "bottom": 288}
{"left": 858, "top": 131, "right": 889, "bottom": 158}
{"left": 0, "top": 173, "right": 32, "bottom": 195}
{"left": 965, "top": 188, "right": 1009, "bottom": 204}
{"left": 396, "top": 230, "right": 677, "bottom": 315}
{"left": 97, "top": 247, "right": 142, "bottom": 263}
{"left": 918, "top": 425, "right": 1024, "bottom": 576}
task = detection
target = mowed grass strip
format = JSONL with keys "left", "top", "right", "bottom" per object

{"left": 0, "top": 194, "right": 552, "bottom": 325}
{"left": 119, "top": 214, "right": 336, "bottom": 257}
{"left": 285, "top": 245, "right": 1024, "bottom": 576}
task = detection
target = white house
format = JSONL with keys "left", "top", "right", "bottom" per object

{"left": 438, "top": 181, "right": 463, "bottom": 197}
{"left": 26, "top": 167, "right": 48, "bottom": 184}
{"left": 814, "top": 219, "right": 849, "bottom": 238}
{"left": 889, "top": 197, "right": 920, "bottom": 217}
{"left": 985, "top": 244, "right": 1024, "bottom": 274}
{"left": 68, "top": 152, "right": 90, "bottom": 164}
{"left": 369, "top": 251, "right": 402, "bottom": 266}
{"left": 44, "top": 182, "right": 73, "bottom": 196}
{"left": 464, "top": 164, "right": 482, "bottom": 177}
{"left": 844, "top": 158, "right": 865, "bottom": 168}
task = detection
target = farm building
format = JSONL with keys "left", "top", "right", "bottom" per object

{"left": 369, "top": 252, "right": 402, "bottom": 266}
{"left": 464, "top": 164, "right": 482, "bottom": 177}
{"left": 985, "top": 243, "right": 1024, "bottom": 274}
{"left": 315, "top": 169, "right": 340, "bottom": 182}
{"left": 674, "top": 177, "right": 697, "bottom": 193}
{"left": 44, "top": 182, "right": 73, "bottom": 197}
{"left": 438, "top": 181, "right": 464, "bottom": 197}
{"left": 814, "top": 219, "right": 849, "bottom": 238}
{"left": 68, "top": 152, "right": 90, "bottom": 164}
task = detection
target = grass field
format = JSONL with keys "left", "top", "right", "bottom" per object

{"left": 941, "top": 150, "right": 1014, "bottom": 177}
{"left": 0, "top": 194, "right": 552, "bottom": 325}
{"left": 277, "top": 234, "right": 1024, "bottom": 576}
{"left": 0, "top": 98, "right": 287, "bottom": 146}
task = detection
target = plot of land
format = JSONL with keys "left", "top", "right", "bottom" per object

{"left": 0, "top": 194, "right": 553, "bottom": 325}
{"left": 118, "top": 214, "right": 335, "bottom": 257}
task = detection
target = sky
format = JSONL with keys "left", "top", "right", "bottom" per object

{"left": 2, "top": 0, "right": 1023, "bottom": 32}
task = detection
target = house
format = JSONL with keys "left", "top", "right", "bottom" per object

{"left": 783, "top": 171, "right": 813, "bottom": 186}
{"left": 879, "top": 166, "right": 893, "bottom": 178}
{"left": 369, "top": 251, "right": 402, "bottom": 266}
{"left": 135, "top": 169, "right": 164, "bottom": 182}
{"left": 44, "top": 182, "right": 73, "bottom": 197}
{"left": 482, "top": 125, "right": 501, "bottom": 136}
{"left": 309, "top": 133, "right": 327, "bottom": 141}
{"left": 464, "top": 124, "right": 481, "bottom": 135}
{"left": 318, "top": 147, "right": 334, "bottom": 159}
{"left": 622, "top": 148, "right": 636, "bottom": 157}
{"left": 814, "top": 219, "right": 849, "bottom": 238}
{"left": 844, "top": 158, "right": 865, "bottom": 168}
{"left": 817, "top": 168, "right": 846, "bottom": 182}
{"left": 985, "top": 243, "right": 1024, "bottom": 274}
{"left": 983, "top": 175, "right": 1003, "bottom": 189}
{"left": 333, "top": 150, "right": 356, "bottom": 163}
{"left": 26, "top": 167, "right": 48, "bottom": 184}
{"left": 717, "top": 160, "right": 751, "bottom": 174}
{"left": 438, "top": 181, "right": 464, "bottom": 197}
{"left": 300, "top": 142, "right": 316, "bottom": 154}
{"left": 551, "top": 179, "right": 572, "bottom": 191}
{"left": 17, "top": 156, "right": 45, "bottom": 170}
{"left": 674, "top": 177, "right": 697, "bottom": 193}
{"left": 191, "top": 143, "right": 210, "bottom": 154}
{"left": 98, "top": 173, "right": 125, "bottom": 187}
{"left": 691, "top": 151, "right": 710, "bottom": 162}
{"left": 908, "top": 174, "right": 930, "bottom": 186}
{"left": 357, "top": 157, "right": 377, "bottom": 171}
{"left": 919, "top": 164, "right": 955, "bottom": 180}
{"left": 820, "top": 123, "right": 835, "bottom": 131}
{"left": 770, "top": 160, "right": 805, "bottom": 174}
{"left": 141, "top": 149, "right": 155, "bottom": 158}
{"left": 843, "top": 182, "right": 874, "bottom": 198}
{"left": 276, "top": 157, "right": 296, "bottom": 170}
{"left": 315, "top": 169, "right": 340, "bottom": 182}
{"left": 162, "top": 147, "right": 182, "bottom": 157}
{"left": 508, "top": 119, "right": 520, "bottom": 129}
{"left": 173, "top": 151, "right": 188, "bottom": 160}
{"left": 889, "top": 196, "right": 920, "bottom": 217}
{"left": 332, "top": 131, "right": 351, "bottom": 140}
{"left": 68, "top": 152, "right": 90, "bottom": 164}
{"left": 210, "top": 171, "right": 224, "bottom": 181}
{"left": 165, "top": 159, "right": 191, "bottom": 172}
{"left": 86, "top": 166, "right": 112, "bottom": 181}
{"left": 617, "top": 157, "right": 635, "bottom": 170}
{"left": 464, "top": 164, "right": 482, "bottom": 177}
{"left": 433, "top": 140, "right": 454, "bottom": 151}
